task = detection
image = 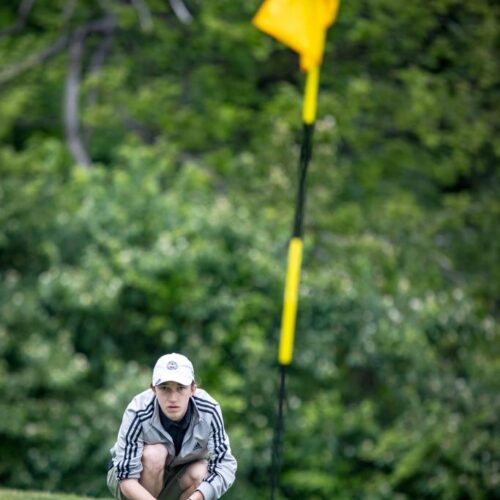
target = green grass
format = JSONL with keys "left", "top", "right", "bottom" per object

{"left": 0, "top": 489, "right": 112, "bottom": 500}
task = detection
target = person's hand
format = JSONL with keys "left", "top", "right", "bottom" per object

{"left": 187, "top": 491, "right": 204, "bottom": 500}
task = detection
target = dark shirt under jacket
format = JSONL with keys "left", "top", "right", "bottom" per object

{"left": 159, "top": 398, "right": 193, "bottom": 455}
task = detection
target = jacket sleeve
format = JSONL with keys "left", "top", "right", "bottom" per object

{"left": 112, "top": 397, "right": 154, "bottom": 481}
{"left": 196, "top": 403, "right": 237, "bottom": 500}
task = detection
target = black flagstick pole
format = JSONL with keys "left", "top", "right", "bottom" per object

{"left": 270, "top": 66, "right": 319, "bottom": 500}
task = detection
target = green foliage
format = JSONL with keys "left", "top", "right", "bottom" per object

{"left": 0, "top": 0, "right": 498, "bottom": 499}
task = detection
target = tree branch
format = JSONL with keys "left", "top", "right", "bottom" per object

{"left": 87, "top": 30, "right": 114, "bottom": 96}
{"left": 61, "top": 0, "right": 78, "bottom": 25}
{"left": 0, "top": 33, "right": 70, "bottom": 85}
{"left": 65, "top": 32, "right": 91, "bottom": 168}
{"left": 168, "top": 0, "right": 192, "bottom": 24}
{"left": 0, "top": 16, "right": 116, "bottom": 86}
{"left": 63, "top": 16, "right": 116, "bottom": 168}
{"left": 83, "top": 28, "right": 115, "bottom": 145}
{"left": 0, "top": 0, "right": 36, "bottom": 37}
{"left": 131, "top": 0, "right": 154, "bottom": 31}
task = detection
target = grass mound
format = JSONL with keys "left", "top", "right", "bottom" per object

{"left": 0, "top": 489, "right": 112, "bottom": 500}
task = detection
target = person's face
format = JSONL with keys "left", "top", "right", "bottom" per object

{"left": 153, "top": 381, "right": 196, "bottom": 422}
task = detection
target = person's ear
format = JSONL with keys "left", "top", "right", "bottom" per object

{"left": 191, "top": 382, "right": 197, "bottom": 394}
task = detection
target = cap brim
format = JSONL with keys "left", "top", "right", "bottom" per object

{"left": 154, "top": 374, "right": 193, "bottom": 386}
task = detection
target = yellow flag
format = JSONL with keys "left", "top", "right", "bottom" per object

{"left": 252, "top": 0, "right": 340, "bottom": 71}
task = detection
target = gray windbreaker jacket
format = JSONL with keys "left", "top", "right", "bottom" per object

{"left": 109, "top": 387, "right": 236, "bottom": 499}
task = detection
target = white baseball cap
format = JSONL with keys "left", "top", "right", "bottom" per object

{"left": 152, "top": 353, "right": 195, "bottom": 386}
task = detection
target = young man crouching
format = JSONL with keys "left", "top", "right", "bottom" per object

{"left": 107, "top": 353, "right": 237, "bottom": 499}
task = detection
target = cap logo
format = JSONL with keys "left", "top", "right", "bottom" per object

{"left": 167, "top": 361, "right": 178, "bottom": 370}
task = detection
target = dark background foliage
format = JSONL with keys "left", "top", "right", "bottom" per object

{"left": 0, "top": 0, "right": 498, "bottom": 498}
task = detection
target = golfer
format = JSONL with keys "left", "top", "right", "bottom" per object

{"left": 107, "top": 353, "right": 237, "bottom": 499}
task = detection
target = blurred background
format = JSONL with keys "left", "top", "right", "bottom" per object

{"left": 0, "top": 0, "right": 498, "bottom": 498}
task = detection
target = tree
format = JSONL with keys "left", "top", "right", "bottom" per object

{"left": 0, "top": 0, "right": 193, "bottom": 167}
{"left": 0, "top": 0, "right": 498, "bottom": 498}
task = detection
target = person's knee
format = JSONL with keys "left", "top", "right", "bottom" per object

{"left": 180, "top": 460, "right": 208, "bottom": 490}
{"left": 142, "top": 443, "right": 168, "bottom": 473}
